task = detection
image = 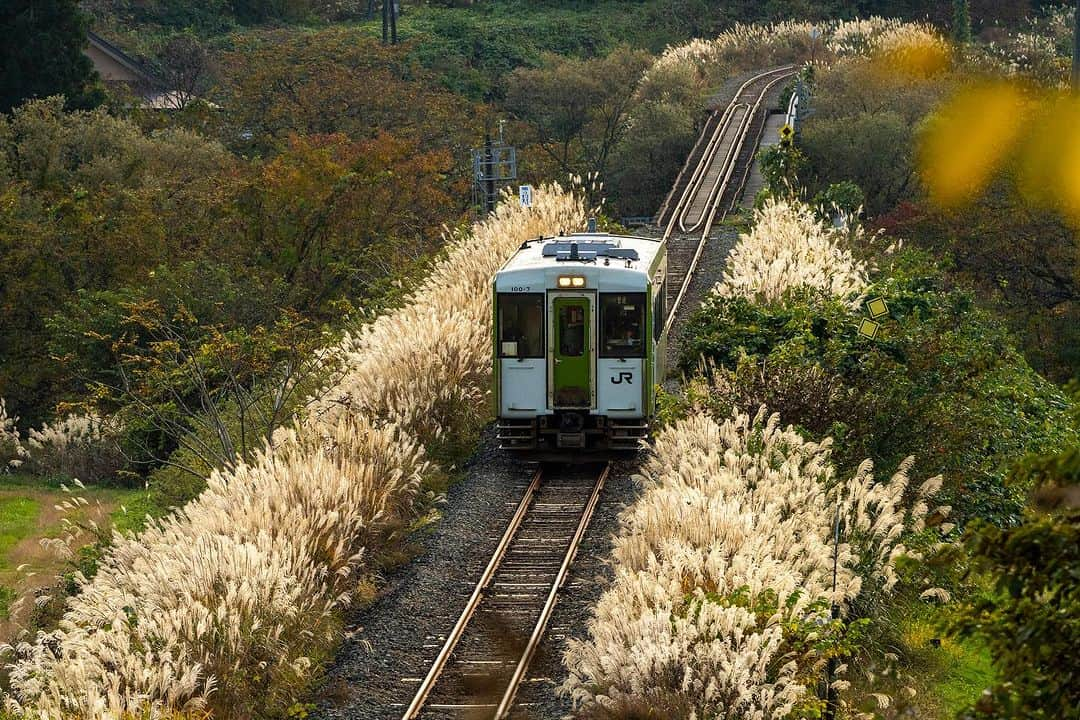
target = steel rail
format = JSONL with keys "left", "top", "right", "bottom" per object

{"left": 400, "top": 467, "right": 544, "bottom": 720}
{"left": 661, "top": 66, "right": 795, "bottom": 337}
{"left": 492, "top": 462, "right": 610, "bottom": 718}
{"left": 678, "top": 102, "right": 750, "bottom": 233}
{"left": 662, "top": 66, "right": 795, "bottom": 239}
{"left": 672, "top": 101, "right": 743, "bottom": 233}
{"left": 656, "top": 67, "right": 785, "bottom": 228}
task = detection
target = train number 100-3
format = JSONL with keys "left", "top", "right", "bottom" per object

{"left": 510, "top": 286, "right": 531, "bottom": 292}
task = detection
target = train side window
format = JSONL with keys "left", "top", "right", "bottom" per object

{"left": 498, "top": 293, "right": 544, "bottom": 358}
{"left": 600, "top": 293, "right": 645, "bottom": 358}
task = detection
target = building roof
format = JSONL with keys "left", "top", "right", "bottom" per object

{"left": 86, "top": 31, "right": 159, "bottom": 88}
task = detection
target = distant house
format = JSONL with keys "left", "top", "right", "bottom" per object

{"left": 85, "top": 31, "right": 189, "bottom": 110}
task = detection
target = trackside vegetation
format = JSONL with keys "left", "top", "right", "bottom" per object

{"left": 1, "top": 1, "right": 1078, "bottom": 718}
{"left": 1, "top": 186, "right": 586, "bottom": 718}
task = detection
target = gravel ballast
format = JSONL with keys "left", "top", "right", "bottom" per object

{"left": 318, "top": 431, "right": 534, "bottom": 719}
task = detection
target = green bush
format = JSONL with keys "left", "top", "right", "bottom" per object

{"left": 948, "top": 383, "right": 1080, "bottom": 719}
{"left": 678, "top": 249, "right": 1078, "bottom": 526}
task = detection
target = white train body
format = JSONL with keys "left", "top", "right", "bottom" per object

{"left": 492, "top": 232, "right": 667, "bottom": 452}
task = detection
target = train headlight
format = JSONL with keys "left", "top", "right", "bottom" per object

{"left": 558, "top": 275, "right": 586, "bottom": 288}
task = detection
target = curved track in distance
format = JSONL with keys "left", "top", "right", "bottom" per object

{"left": 659, "top": 65, "right": 796, "bottom": 334}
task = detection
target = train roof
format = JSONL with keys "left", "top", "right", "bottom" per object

{"left": 497, "top": 233, "right": 663, "bottom": 275}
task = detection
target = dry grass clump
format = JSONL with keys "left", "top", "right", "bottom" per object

{"left": 647, "top": 21, "right": 817, "bottom": 81}
{"left": 309, "top": 183, "right": 587, "bottom": 448}
{"left": 643, "top": 18, "right": 946, "bottom": 92}
{"left": 8, "top": 417, "right": 426, "bottom": 717}
{"left": 5, "top": 184, "right": 586, "bottom": 719}
{"left": 23, "top": 412, "right": 125, "bottom": 482}
{"left": 713, "top": 198, "right": 868, "bottom": 306}
{"left": 827, "top": 18, "right": 944, "bottom": 59}
{"left": 561, "top": 408, "right": 942, "bottom": 716}
{"left": 0, "top": 399, "right": 28, "bottom": 470}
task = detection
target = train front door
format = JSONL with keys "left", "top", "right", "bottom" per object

{"left": 550, "top": 295, "right": 592, "bottom": 408}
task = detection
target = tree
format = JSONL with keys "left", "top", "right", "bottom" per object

{"left": 0, "top": 0, "right": 103, "bottom": 113}
{"left": 953, "top": 0, "right": 973, "bottom": 44}
{"left": 951, "top": 382, "right": 1080, "bottom": 719}
{"left": 219, "top": 28, "right": 479, "bottom": 159}
{"left": 505, "top": 46, "right": 653, "bottom": 188}
{"left": 105, "top": 301, "right": 335, "bottom": 480}
{"left": 155, "top": 33, "right": 213, "bottom": 110}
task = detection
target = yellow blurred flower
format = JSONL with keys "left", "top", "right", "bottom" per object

{"left": 1019, "top": 93, "right": 1080, "bottom": 224}
{"left": 918, "top": 81, "right": 1027, "bottom": 208}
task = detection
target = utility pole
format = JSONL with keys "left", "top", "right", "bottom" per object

{"left": 390, "top": 0, "right": 398, "bottom": 45}
{"left": 1073, "top": 0, "right": 1080, "bottom": 92}
{"left": 484, "top": 127, "right": 496, "bottom": 214}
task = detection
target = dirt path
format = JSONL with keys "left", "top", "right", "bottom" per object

{"left": 0, "top": 483, "right": 130, "bottom": 643}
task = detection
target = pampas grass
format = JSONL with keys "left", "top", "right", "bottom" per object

{"left": 0, "top": 398, "right": 27, "bottom": 470}
{"left": 560, "top": 408, "right": 941, "bottom": 716}
{"left": 643, "top": 17, "right": 946, "bottom": 89}
{"left": 713, "top": 198, "right": 868, "bottom": 306}
{"left": 24, "top": 412, "right": 125, "bottom": 482}
{"left": 4, "top": 183, "right": 586, "bottom": 719}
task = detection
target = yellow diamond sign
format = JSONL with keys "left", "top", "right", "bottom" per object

{"left": 858, "top": 318, "right": 880, "bottom": 340}
{"left": 779, "top": 124, "right": 795, "bottom": 141}
{"left": 866, "top": 296, "right": 889, "bottom": 319}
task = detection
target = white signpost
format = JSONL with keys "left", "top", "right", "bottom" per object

{"left": 519, "top": 184, "right": 533, "bottom": 208}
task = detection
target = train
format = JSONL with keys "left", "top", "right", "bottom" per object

{"left": 493, "top": 228, "right": 668, "bottom": 453}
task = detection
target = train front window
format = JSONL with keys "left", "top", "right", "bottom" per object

{"left": 600, "top": 293, "right": 645, "bottom": 358}
{"left": 498, "top": 293, "right": 544, "bottom": 358}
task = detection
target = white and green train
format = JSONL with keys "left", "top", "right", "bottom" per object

{"left": 493, "top": 231, "right": 668, "bottom": 453}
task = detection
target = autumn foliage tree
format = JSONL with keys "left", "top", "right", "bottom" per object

{"left": 219, "top": 28, "right": 482, "bottom": 159}
{"left": 505, "top": 46, "right": 653, "bottom": 187}
{"left": 0, "top": 99, "right": 464, "bottom": 434}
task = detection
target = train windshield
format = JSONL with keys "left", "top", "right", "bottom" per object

{"left": 498, "top": 294, "right": 544, "bottom": 358}
{"left": 600, "top": 293, "right": 645, "bottom": 358}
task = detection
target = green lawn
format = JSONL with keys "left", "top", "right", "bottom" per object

{"left": 903, "top": 612, "right": 996, "bottom": 717}
{"left": 0, "top": 495, "right": 41, "bottom": 566}
{"left": 0, "top": 472, "right": 149, "bottom": 636}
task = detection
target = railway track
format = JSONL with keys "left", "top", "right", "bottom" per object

{"left": 395, "top": 66, "right": 793, "bottom": 720}
{"left": 400, "top": 463, "right": 610, "bottom": 720}
{"left": 658, "top": 65, "right": 796, "bottom": 333}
